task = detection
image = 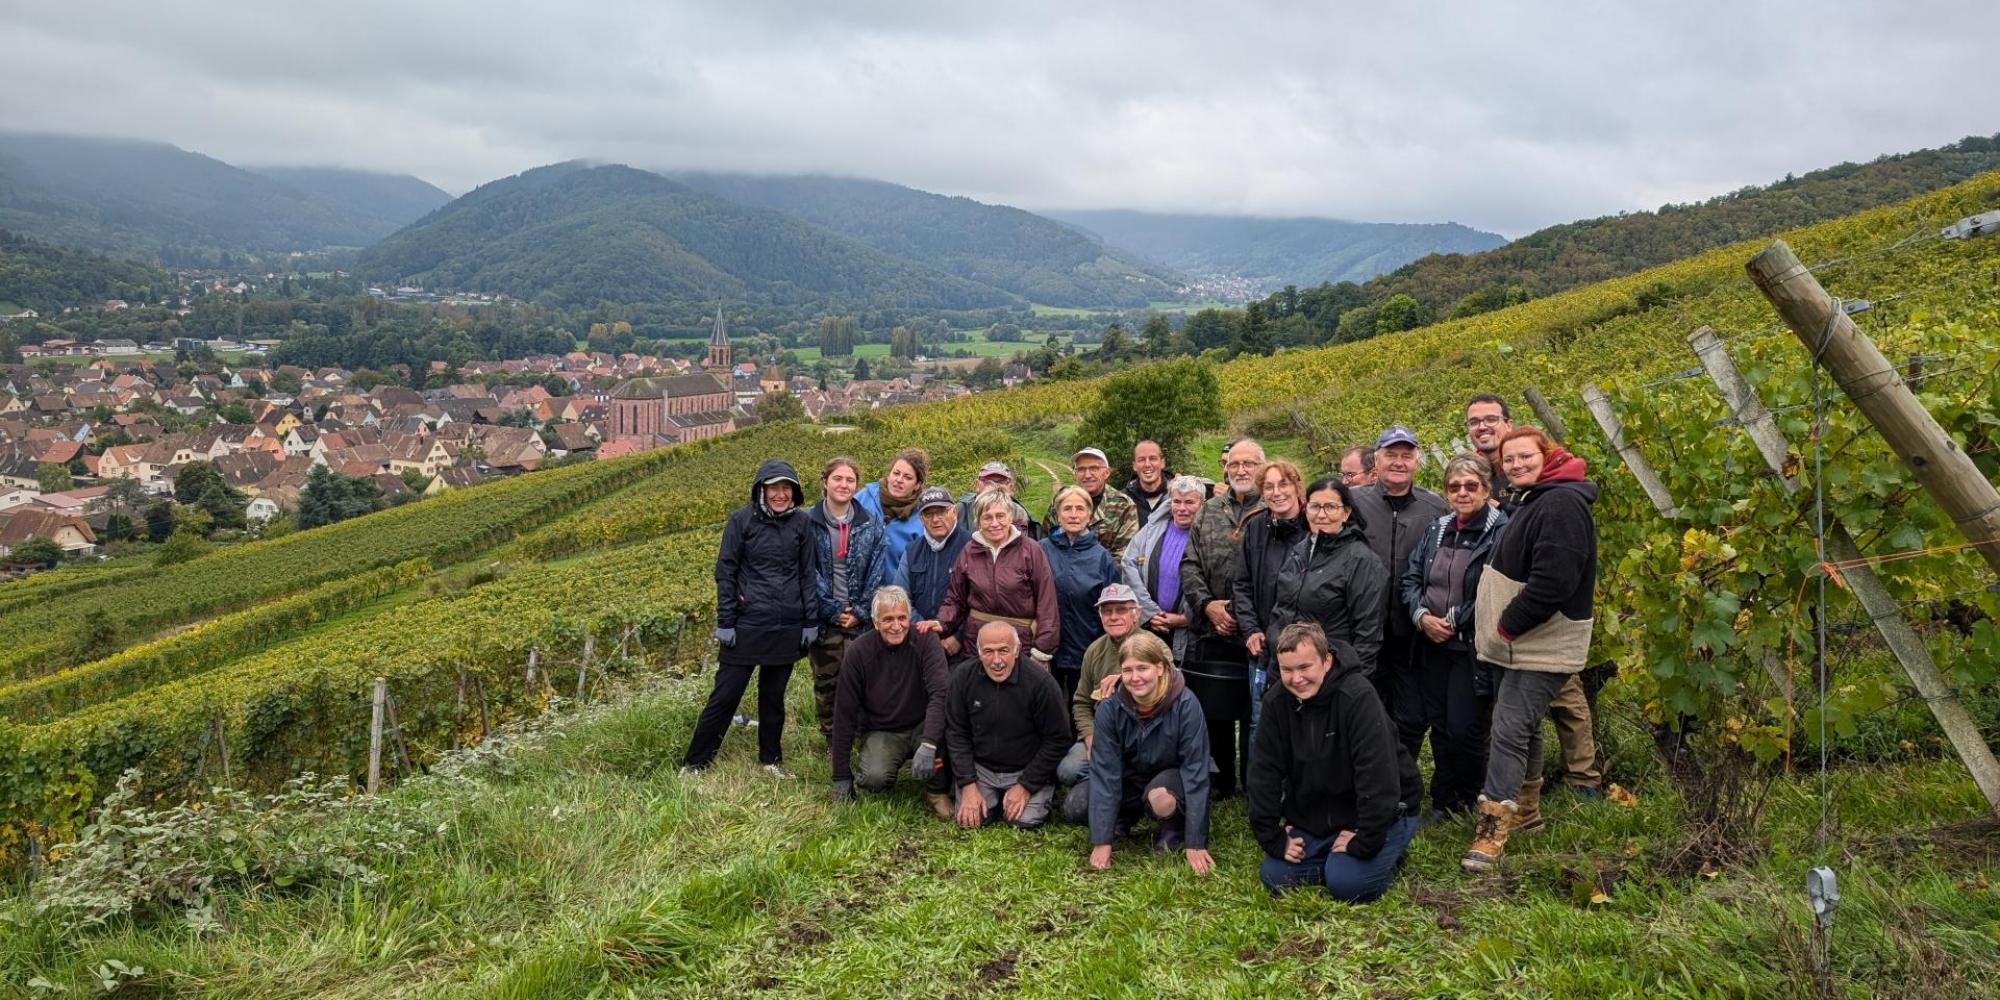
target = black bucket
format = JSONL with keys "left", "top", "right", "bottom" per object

{"left": 1182, "top": 636, "right": 1252, "bottom": 723}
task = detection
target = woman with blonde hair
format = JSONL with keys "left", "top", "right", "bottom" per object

{"left": 1041, "top": 484, "right": 1120, "bottom": 700}
{"left": 1066, "top": 630, "right": 1214, "bottom": 874}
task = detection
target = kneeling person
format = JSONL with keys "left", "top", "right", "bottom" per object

{"left": 945, "top": 621, "right": 1071, "bottom": 829}
{"left": 829, "top": 586, "right": 953, "bottom": 813}
{"left": 1066, "top": 631, "right": 1215, "bottom": 875}
{"left": 1249, "top": 623, "right": 1418, "bottom": 903}
{"left": 1058, "top": 583, "right": 1146, "bottom": 787}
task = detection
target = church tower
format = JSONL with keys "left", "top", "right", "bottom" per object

{"left": 705, "top": 304, "right": 732, "bottom": 371}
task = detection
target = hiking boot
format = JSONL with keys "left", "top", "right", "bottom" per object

{"left": 925, "top": 791, "right": 956, "bottom": 821}
{"left": 1460, "top": 795, "right": 1518, "bottom": 873}
{"left": 1515, "top": 778, "right": 1546, "bottom": 834}
{"left": 761, "top": 763, "right": 795, "bottom": 780}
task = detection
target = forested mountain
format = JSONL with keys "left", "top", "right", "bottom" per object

{"left": 1044, "top": 209, "right": 1505, "bottom": 292}
{"left": 0, "top": 133, "right": 419, "bottom": 263}
{"left": 358, "top": 162, "right": 1016, "bottom": 310}
{"left": 675, "top": 173, "right": 1180, "bottom": 307}
{"left": 249, "top": 167, "right": 452, "bottom": 232}
{"left": 0, "top": 228, "right": 174, "bottom": 313}
{"left": 1361, "top": 133, "right": 2000, "bottom": 313}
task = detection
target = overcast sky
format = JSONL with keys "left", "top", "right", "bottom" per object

{"left": 2, "top": 2, "right": 1994, "bottom": 236}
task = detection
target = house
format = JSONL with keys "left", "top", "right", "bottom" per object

{"left": 245, "top": 495, "right": 283, "bottom": 524}
{"left": 0, "top": 487, "right": 39, "bottom": 511}
{"left": 95, "top": 338, "right": 141, "bottom": 355}
{"left": 0, "top": 508, "right": 97, "bottom": 557}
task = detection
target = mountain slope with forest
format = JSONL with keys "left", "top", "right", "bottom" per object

{"left": 675, "top": 172, "right": 1180, "bottom": 307}
{"left": 249, "top": 167, "right": 452, "bottom": 233}
{"left": 357, "top": 162, "right": 1016, "bottom": 310}
{"left": 0, "top": 228, "right": 174, "bottom": 314}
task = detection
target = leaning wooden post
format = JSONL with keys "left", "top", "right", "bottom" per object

{"left": 1747, "top": 240, "right": 2000, "bottom": 578}
{"left": 1688, "top": 325, "right": 2000, "bottom": 818}
{"left": 1523, "top": 386, "right": 1570, "bottom": 444}
{"left": 1581, "top": 383, "right": 1681, "bottom": 518}
{"left": 367, "top": 677, "right": 387, "bottom": 794}
{"left": 576, "top": 634, "right": 596, "bottom": 704}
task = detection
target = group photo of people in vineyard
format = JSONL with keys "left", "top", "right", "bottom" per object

{"left": 684, "top": 392, "right": 1604, "bottom": 901}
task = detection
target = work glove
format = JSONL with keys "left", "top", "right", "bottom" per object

{"left": 910, "top": 741, "right": 938, "bottom": 780}
{"left": 801, "top": 625, "right": 820, "bottom": 648}
{"left": 830, "top": 778, "right": 855, "bottom": 803}
{"left": 712, "top": 627, "right": 736, "bottom": 648}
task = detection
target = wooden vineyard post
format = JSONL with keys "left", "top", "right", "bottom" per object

{"left": 1582, "top": 383, "right": 1681, "bottom": 518}
{"left": 1523, "top": 386, "right": 1570, "bottom": 444}
{"left": 1747, "top": 240, "right": 2000, "bottom": 578}
{"left": 212, "top": 712, "right": 230, "bottom": 784}
{"left": 367, "top": 676, "right": 387, "bottom": 794}
{"left": 526, "top": 647, "right": 539, "bottom": 688}
{"left": 576, "top": 634, "right": 596, "bottom": 705}
{"left": 1687, "top": 325, "right": 2000, "bottom": 818}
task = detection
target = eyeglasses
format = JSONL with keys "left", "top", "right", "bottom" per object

{"left": 1223, "top": 460, "right": 1260, "bottom": 470}
{"left": 1444, "top": 482, "right": 1484, "bottom": 494}
{"left": 1466, "top": 415, "right": 1506, "bottom": 427}
{"left": 1305, "top": 502, "right": 1345, "bottom": 514}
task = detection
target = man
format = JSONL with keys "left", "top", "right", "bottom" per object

{"left": 1249, "top": 623, "right": 1418, "bottom": 902}
{"left": 1122, "top": 439, "right": 1173, "bottom": 523}
{"left": 1057, "top": 583, "right": 1145, "bottom": 786}
{"left": 1338, "top": 445, "right": 1377, "bottom": 487}
{"left": 1349, "top": 426, "right": 1449, "bottom": 686}
{"left": 893, "top": 486, "right": 971, "bottom": 627}
{"left": 1179, "top": 437, "right": 1264, "bottom": 643}
{"left": 806, "top": 457, "right": 891, "bottom": 740}
{"left": 945, "top": 621, "right": 1072, "bottom": 829}
{"left": 829, "top": 586, "right": 954, "bottom": 819}
{"left": 958, "top": 460, "right": 1035, "bottom": 540}
{"left": 1465, "top": 393, "right": 1603, "bottom": 798}
{"left": 1044, "top": 447, "right": 1138, "bottom": 558}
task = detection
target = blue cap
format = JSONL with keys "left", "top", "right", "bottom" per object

{"left": 1375, "top": 425, "right": 1419, "bottom": 449}
{"left": 917, "top": 486, "right": 954, "bottom": 512}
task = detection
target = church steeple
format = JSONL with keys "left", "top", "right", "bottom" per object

{"left": 706, "top": 304, "right": 732, "bottom": 371}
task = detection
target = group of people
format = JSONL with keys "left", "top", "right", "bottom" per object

{"left": 680, "top": 393, "right": 1603, "bottom": 901}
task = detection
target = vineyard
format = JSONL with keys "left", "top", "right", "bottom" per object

{"left": 1, "top": 171, "right": 1997, "bottom": 997}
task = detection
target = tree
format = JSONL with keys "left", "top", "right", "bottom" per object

{"left": 1181, "top": 309, "right": 1240, "bottom": 352}
{"left": 218, "top": 402, "right": 254, "bottom": 424}
{"left": 298, "top": 464, "right": 386, "bottom": 529}
{"left": 1072, "top": 359, "right": 1224, "bottom": 475}
{"left": 818, "top": 315, "right": 858, "bottom": 357}
{"left": 103, "top": 476, "right": 147, "bottom": 513}
{"left": 965, "top": 356, "right": 1007, "bottom": 389}
{"left": 1373, "top": 293, "right": 1432, "bottom": 334}
{"left": 1139, "top": 315, "right": 1174, "bottom": 357}
{"left": 174, "top": 461, "right": 246, "bottom": 532}
{"left": 757, "top": 389, "right": 807, "bottom": 423}
{"left": 853, "top": 356, "right": 872, "bottom": 381}
{"left": 35, "top": 462, "right": 73, "bottom": 494}
{"left": 986, "top": 322, "right": 1024, "bottom": 343}
{"left": 8, "top": 536, "right": 63, "bottom": 568}
{"left": 1098, "top": 322, "right": 1131, "bottom": 363}
{"left": 143, "top": 500, "right": 177, "bottom": 543}
{"left": 1230, "top": 303, "right": 1273, "bottom": 357}
{"left": 889, "top": 326, "right": 920, "bottom": 359}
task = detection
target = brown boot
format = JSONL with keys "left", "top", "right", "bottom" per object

{"left": 925, "top": 791, "right": 955, "bottom": 822}
{"left": 1461, "top": 795, "right": 1518, "bottom": 873}
{"left": 1515, "top": 778, "right": 1546, "bottom": 834}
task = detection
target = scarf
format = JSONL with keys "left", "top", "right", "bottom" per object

{"left": 877, "top": 479, "right": 920, "bottom": 521}
{"left": 1154, "top": 522, "right": 1189, "bottom": 613}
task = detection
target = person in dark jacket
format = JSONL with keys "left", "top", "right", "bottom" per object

{"left": 805, "top": 457, "right": 891, "bottom": 740}
{"left": 1121, "top": 439, "right": 1173, "bottom": 523}
{"left": 1041, "top": 484, "right": 1120, "bottom": 701}
{"left": 1465, "top": 427, "right": 1600, "bottom": 873}
{"left": 1348, "top": 426, "right": 1450, "bottom": 779}
{"left": 1249, "top": 623, "right": 1418, "bottom": 902}
{"left": 946, "top": 622, "right": 1072, "bottom": 829}
{"left": 892, "top": 487, "right": 971, "bottom": 623}
{"left": 1268, "top": 478, "right": 1386, "bottom": 675}
{"left": 1234, "top": 459, "right": 1307, "bottom": 727}
{"left": 928, "top": 488, "right": 1060, "bottom": 663}
{"left": 1066, "top": 631, "right": 1215, "bottom": 874}
{"left": 1180, "top": 438, "right": 1264, "bottom": 644}
{"left": 682, "top": 459, "right": 820, "bottom": 776}
{"left": 1398, "top": 455, "right": 1509, "bottom": 818}
{"left": 1121, "top": 475, "right": 1206, "bottom": 658}
{"left": 829, "top": 586, "right": 954, "bottom": 818}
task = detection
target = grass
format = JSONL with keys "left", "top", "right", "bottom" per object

{"left": 6, "top": 670, "right": 1994, "bottom": 999}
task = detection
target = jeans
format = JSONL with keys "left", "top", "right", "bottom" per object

{"left": 1057, "top": 740, "right": 1090, "bottom": 786}
{"left": 1258, "top": 815, "right": 1418, "bottom": 903}
{"left": 683, "top": 662, "right": 794, "bottom": 767}
{"left": 1482, "top": 668, "right": 1572, "bottom": 802}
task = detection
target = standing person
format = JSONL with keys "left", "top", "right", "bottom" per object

{"left": 1041, "top": 484, "right": 1120, "bottom": 701}
{"left": 806, "top": 457, "right": 890, "bottom": 741}
{"left": 1123, "top": 475, "right": 1205, "bottom": 657}
{"left": 1234, "top": 459, "right": 1308, "bottom": 727}
{"left": 893, "top": 487, "right": 970, "bottom": 626}
{"left": 682, "top": 459, "right": 818, "bottom": 778}
{"left": 1338, "top": 446, "right": 1377, "bottom": 488}
{"left": 1400, "top": 455, "right": 1509, "bottom": 819}
{"left": 828, "top": 587, "right": 954, "bottom": 819}
{"left": 1043, "top": 447, "right": 1138, "bottom": 558}
{"left": 1058, "top": 584, "right": 1145, "bottom": 786}
{"left": 1122, "top": 439, "right": 1173, "bottom": 523}
{"left": 1181, "top": 439, "right": 1264, "bottom": 645}
{"left": 946, "top": 622, "right": 1072, "bottom": 830}
{"left": 1067, "top": 631, "right": 1214, "bottom": 875}
{"left": 958, "top": 461, "right": 1035, "bottom": 540}
{"left": 926, "top": 488, "right": 1059, "bottom": 665}
{"left": 1268, "top": 478, "right": 1386, "bottom": 674}
{"left": 856, "top": 447, "right": 929, "bottom": 569}
{"left": 1348, "top": 427, "right": 1449, "bottom": 750}
{"left": 1249, "top": 623, "right": 1418, "bottom": 902}
{"left": 1463, "top": 427, "right": 1600, "bottom": 873}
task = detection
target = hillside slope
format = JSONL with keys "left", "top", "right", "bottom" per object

{"left": 250, "top": 166, "right": 452, "bottom": 231}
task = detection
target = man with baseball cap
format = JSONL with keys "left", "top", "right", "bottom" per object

{"left": 1056, "top": 582, "right": 1146, "bottom": 786}
{"left": 959, "top": 461, "right": 1036, "bottom": 540}
{"left": 1043, "top": 446, "right": 1138, "bottom": 558}
{"left": 894, "top": 486, "right": 973, "bottom": 631}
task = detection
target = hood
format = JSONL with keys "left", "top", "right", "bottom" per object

{"left": 1288, "top": 637, "right": 1368, "bottom": 708}
{"left": 1267, "top": 510, "right": 1307, "bottom": 542}
{"left": 1307, "top": 519, "right": 1368, "bottom": 550}
{"left": 1046, "top": 527, "right": 1101, "bottom": 552}
{"left": 751, "top": 458, "right": 803, "bottom": 517}
{"left": 1117, "top": 663, "right": 1187, "bottom": 719}
{"left": 807, "top": 496, "right": 877, "bottom": 528}
{"left": 1537, "top": 447, "right": 1589, "bottom": 484}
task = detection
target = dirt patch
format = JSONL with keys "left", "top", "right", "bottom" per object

{"left": 750, "top": 974, "right": 781, "bottom": 990}
{"left": 781, "top": 920, "right": 833, "bottom": 948}
{"left": 977, "top": 950, "right": 1020, "bottom": 984}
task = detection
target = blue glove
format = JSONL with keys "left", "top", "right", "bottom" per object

{"left": 712, "top": 627, "right": 736, "bottom": 648}
{"left": 801, "top": 626, "right": 820, "bottom": 648}
{"left": 830, "top": 778, "right": 855, "bottom": 803}
{"left": 910, "top": 741, "right": 938, "bottom": 780}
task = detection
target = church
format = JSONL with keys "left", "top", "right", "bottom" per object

{"left": 605, "top": 306, "right": 739, "bottom": 449}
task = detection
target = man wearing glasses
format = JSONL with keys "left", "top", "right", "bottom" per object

{"left": 1464, "top": 394, "right": 1512, "bottom": 473}
{"left": 1338, "top": 446, "right": 1377, "bottom": 487}
{"left": 1180, "top": 437, "right": 1266, "bottom": 644}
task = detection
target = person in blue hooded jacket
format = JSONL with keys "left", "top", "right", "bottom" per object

{"left": 855, "top": 447, "right": 930, "bottom": 569}
{"left": 805, "top": 456, "right": 890, "bottom": 741}
{"left": 892, "top": 486, "right": 971, "bottom": 628}
{"left": 682, "top": 458, "right": 819, "bottom": 777}
{"left": 1066, "top": 630, "right": 1215, "bottom": 875}
{"left": 1041, "top": 484, "right": 1119, "bottom": 703}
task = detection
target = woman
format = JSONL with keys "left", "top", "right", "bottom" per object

{"left": 1065, "top": 631, "right": 1214, "bottom": 875}
{"left": 1232, "top": 459, "right": 1308, "bottom": 725}
{"left": 1041, "top": 484, "right": 1120, "bottom": 700}
{"left": 682, "top": 459, "right": 819, "bottom": 778}
{"left": 926, "top": 487, "right": 1059, "bottom": 665}
{"left": 1122, "top": 475, "right": 1206, "bottom": 658}
{"left": 856, "top": 448, "right": 929, "bottom": 568}
{"left": 805, "top": 457, "right": 889, "bottom": 741}
{"left": 1464, "top": 427, "right": 1600, "bottom": 873}
{"left": 1398, "top": 455, "right": 1508, "bottom": 818}
{"left": 1268, "top": 473, "right": 1386, "bottom": 662}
